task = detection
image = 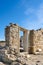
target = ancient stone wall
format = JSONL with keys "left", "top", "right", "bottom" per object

{"left": 5, "top": 23, "right": 43, "bottom": 54}
{"left": 5, "top": 26, "right": 10, "bottom": 47}
{"left": 5, "top": 23, "right": 20, "bottom": 53}
{"left": 31, "top": 29, "right": 43, "bottom": 53}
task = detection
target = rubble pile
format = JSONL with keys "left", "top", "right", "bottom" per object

{"left": 0, "top": 46, "right": 31, "bottom": 65}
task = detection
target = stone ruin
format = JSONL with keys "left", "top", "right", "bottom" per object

{"left": 5, "top": 23, "right": 43, "bottom": 54}
{"left": 5, "top": 23, "right": 29, "bottom": 53}
{"left": 0, "top": 23, "right": 43, "bottom": 65}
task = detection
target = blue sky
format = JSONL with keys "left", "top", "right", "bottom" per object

{"left": 0, "top": 0, "right": 43, "bottom": 40}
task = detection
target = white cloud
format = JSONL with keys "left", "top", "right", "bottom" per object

{"left": 23, "top": 3, "right": 43, "bottom": 29}
{"left": 24, "top": 4, "right": 43, "bottom": 22}
{"left": 36, "top": 4, "right": 43, "bottom": 24}
{"left": 24, "top": 8, "right": 34, "bottom": 15}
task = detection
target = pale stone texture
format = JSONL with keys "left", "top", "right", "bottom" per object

{"left": 33, "top": 29, "right": 43, "bottom": 54}
{"left": 5, "top": 23, "right": 20, "bottom": 54}
{"left": 23, "top": 30, "right": 29, "bottom": 52}
{"left": 0, "top": 62, "right": 5, "bottom": 65}
{"left": 0, "top": 23, "right": 43, "bottom": 65}
{"left": 29, "top": 29, "right": 43, "bottom": 54}
{"left": 0, "top": 41, "right": 6, "bottom": 49}
{"left": 5, "top": 23, "right": 29, "bottom": 54}
{"left": 5, "top": 23, "right": 43, "bottom": 54}
{"left": 29, "top": 30, "right": 34, "bottom": 53}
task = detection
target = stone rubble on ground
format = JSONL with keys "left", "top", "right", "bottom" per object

{"left": 0, "top": 23, "right": 43, "bottom": 65}
{"left": 0, "top": 47, "right": 31, "bottom": 65}
{"left": 0, "top": 62, "right": 6, "bottom": 65}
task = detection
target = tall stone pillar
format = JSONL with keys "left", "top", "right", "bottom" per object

{"left": 5, "top": 23, "right": 20, "bottom": 54}
{"left": 29, "top": 30, "right": 34, "bottom": 54}
{"left": 23, "top": 30, "right": 29, "bottom": 52}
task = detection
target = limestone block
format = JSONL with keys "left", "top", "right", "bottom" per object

{"left": 0, "top": 62, "right": 5, "bottom": 65}
{"left": 2, "top": 54, "right": 17, "bottom": 63}
{"left": 11, "top": 62, "right": 22, "bottom": 65}
{"left": 0, "top": 49, "right": 17, "bottom": 63}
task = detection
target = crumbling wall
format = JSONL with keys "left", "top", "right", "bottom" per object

{"left": 32, "top": 29, "right": 43, "bottom": 53}
{"left": 5, "top": 23, "right": 20, "bottom": 54}
{"left": 28, "top": 29, "right": 43, "bottom": 54}
{"left": 5, "top": 23, "right": 43, "bottom": 54}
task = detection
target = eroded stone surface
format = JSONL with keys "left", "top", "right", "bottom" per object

{"left": 0, "top": 23, "right": 43, "bottom": 65}
{"left": 5, "top": 24, "right": 20, "bottom": 54}
{"left": 0, "top": 62, "right": 5, "bottom": 65}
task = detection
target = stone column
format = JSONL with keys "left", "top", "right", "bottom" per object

{"left": 29, "top": 30, "right": 34, "bottom": 54}
{"left": 23, "top": 30, "right": 28, "bottom": 52}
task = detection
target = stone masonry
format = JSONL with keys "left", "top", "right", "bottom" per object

{"left": 0, "top": 23, "right": 43, "bottom": 65}
{"left": 5, "top": 23, "right": 20, "bottom": 54}
{"left": 5, "top": 23, "right": 43, "bottom": 54}
{"left": 31, "top": 29, "right": 43, "bottom": 54}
